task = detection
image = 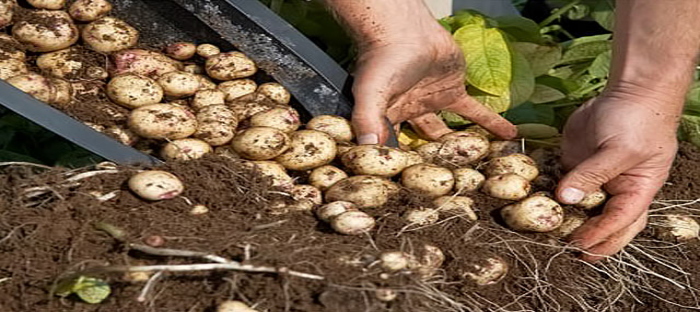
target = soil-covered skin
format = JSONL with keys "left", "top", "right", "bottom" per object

{"left": 1, "top": 145, "right": 699, "bottom": 312}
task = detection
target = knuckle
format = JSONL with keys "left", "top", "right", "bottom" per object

{"left": 574, "top": 169, "right": 611, "bottom": 186}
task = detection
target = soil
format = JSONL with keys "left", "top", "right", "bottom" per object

{"left": 0, "top": 144, "right": 699, "bottom": 312}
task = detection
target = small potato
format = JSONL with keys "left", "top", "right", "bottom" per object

{"left": 128, "top": 170, "right": 184, "bottom": 201}
{"left": 482, "top": 174, "right": 531, "bottom": 200}
{"left": 275, "top": 130, "right": 337, "bottom": 171}
{"left": 308, "top": 165, "right": 348, "bottom": 191}
{"left": 217, "top": 300, "right": 258, "bottom": 312}
{"left": 107, "top": 74, "right": 164, "bottom": 109}
{"left": 164, "top": 42, "right": 196, "bottom": 61}
{"left": 196, "top": 43, "right": 220, "bottom": 59}
{"left": 501, "top": 195, "right": 564, "bottom": 232}
{"left": 183, "top": 64, "right": 204, "bottom": 75}
{"left": 191, "top": 89, "right": 226, "bottom": 111}
{"left": 194, "top": 105, "right": 237, "bottom": 146}
{"left": 13, "top": 10, "right": 78, "bottom": 52}
{"left": 306, "top": 115, "right": 354, "bottom": 142}
{"left": 7, "top": 73, "right": 54, "bottom": 104}
{"left": 205, "top": 52, "right": 257, "bottom": 81}
{"left": 379, "top": 251, "right": 412, "bottom": 272}
{"left": 227, "top": 93, "right": 278, "bottom": 120}
{"left": 436, "top": 134, "right": 490, "bottom": 168}
{"left": 196, "top": 104, "right": 237, "bottom": 124}
{"left": 292, "top": 185, "right": 322, "bottom": 205}
{"left": 433, "top": 196, "right": 477, "bottom": 220}
{"left": 656, "top": 215, "right": 700, "bottom": 241}
{"left": 331, "top": 210, "right": 375, "bottom": 235}
{"left": 195, "top": 74, "right": 217, "bottom": 90}
{"left": 404, "top": 151, "right": 424, "bottom": 167}
{"left": 462, "top": 256, "right": 508, "bottom": 286}
{"left": 342, "top": 145, "right": 407, "bottom": 177}
{"left": 160, "top": 138, "right": 213, "bottom": 161}
{"left": 411, "top": 244, "right": 445, "bottom": 278}
{"left": 251, "top": 161, "right": 294, "bottom": 190}
{"left": 157, "top": 71, "right": 200, "bottom": 98}
{"left": 257, "top": 82, "right": 290, "bottom": 105}
{"left": 453, "top": 168, "right": 485, "bottom": 194}
{"left": 218, "top": 79, "right": 257, "bottom": 102}
{"left": 336, "top": 142, "right": 356, "bottom": 158}
{"left": 104, "top": 126, "right": 139, "bottom": 146}
{"left": 50, "top": 78, "right": 72, "bottom": 107}
{"left": 82, "top": 17, "right": 138, "bottom": 53}
{"left": 0, "top": 59, "right": 29, "bottom": 80}
{"left": 552, "top": 214, "right": 586, "bottom": 238}
{"left": 69, "top": 0, "right": 112, "bottom": 22}
{"left": 325, "top": 175, "right": 394, "bottom": 208}
{"left": 36, "top": 48, "right": 80, "bottom": 78}
{"left": 231, "top": 127, "right": 290, "bottom": 160}
{"left": 316, "top": 201, "right": 357, "bottom": 222}
{"left": 404, "top": 208, "right": 439, "bottom": 225}
{"left": 575, "top": 190, "right": 607, "bottom": 210}
{"left": 27, "top": 0, "right": 65, "bottom": 10}
{"left": 485, "top": 154, "right": 539, "bottom": 181}
{"left": 249, "top": 107, "right": 301, "bottom": 133}
{"left": 110, "top": 49, "right": 183, "bottom": 79}
{"left": 488, "top": 141, "right": 522, "bottom": 159}
{"left": 415, "top": 142, "right": 442, "bottom": 164}
{"left": 0, "top": 0, "right": 15, "bottom": 29}
{"left": 375, "top": 289, "right": 398, "bottom": 302}
{"left": 128, "top": 104, "right": 197, "bottom": 140}
{"left": 401, "top": 164, "right": 454, "bottom": 197}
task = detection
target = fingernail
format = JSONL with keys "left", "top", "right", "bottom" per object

{"left": 357, "top": 133, "right": 379, "bottom": 145}
{"left": 560, "top": 188, "right": 585, "bottom": 204}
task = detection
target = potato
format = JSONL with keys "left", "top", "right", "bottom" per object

{"left": 575, "top": 190, "right": 607, "bottom": 210}
{"left": 251, "top": 161, "right": 294, "bottom": 190}
{"left": 157, "top": 71, "right": 200, "bottom": 98}
{"left": 6, "top": 73, "right": 61, "bottom": 104}
{"left": 249, "top": 107, "right": 301, "bottom": 133}
{"left": 275, "top": 130, "right": 337, "bottom": 171}
{"left": 341, "top": 145, "right": 407, "bottom": 177}
{"left": 401, "top": 164, "right": 454, "bottom": 197}
{"left": 191, "top": 89, "right": 226, "bottom": 111}
{"left": 379, "top": 251, "right": 413, "bottom": 272}
{"left": 160, "top": 138, "right": 212, "bottom": 161}
{"left": 315, "top": 201, "right": 357, "bottom": 222}
{"left": 0, "top": 59, "right": 28, "bottom": 80}
{"left": 462, "top": 256, "right": 508, "bottom": 286}
{"left": 104, "top": 126, "right": 139, "bottom": 146}
{"left": 196, "top": 43, "right": 220, "bottom": 59}
{"left": 336, "top": 142, "right": 356, "bottom": 157}
{"left": 110, "top": 49, "right": 183, "bottom": 79}
{"left": 660, "top": 215, "right": 700, "bottom": 241}
{"left": 0, "top": 34, "right": 25, "bottom": 60}
{"left": 375, "top": 289, "right": 398, "bottom": 302}
{"left": 485, "top": 153, "right": 539, "bottom": 181}
{"left": 411, "top": 244, "right": 445, "bottom": 278}
{"left": 308, "top": 165, "right": 348, "bottom": 191}
{"left": 50, "top": 78, "right": 72, "bottom": 107}
{"left": 415, "top": 142, "right": 441, "bottom": 164}
{"left": 82, "top": 17, "right": 138, "bottom": 53}
{"left": 436, "top": 134, "right": 490, "bottom": 168}
{"left": 404, "top": 208, "right": 439, "bottom": 225}
{"left": 404, "top": 151, "right": 425, "bottom": 167}
{"left": 27, "top": 0, "right": 65, "bottom": 10}
{"left": 0, "top": 0, "right": 15, "bottom": 29}
{"left": 217, "top": 300, "right": 259, "bottom": 312}
{"left": 306, "top": 115, "right": 354, "bottom": 142}
{"left": 164, "top": 42, "right": 196, "bottom": 61}
{"left": 13, "top": 10, "right": 78, "bottom": 52}
{"left": 36, "top": 48, "right": 81, "bottom": 78}
{"left": 206, "top": 52, "right": 257, "bottom": 81}
{"left": 501, "top": 195, "right": 564, "bottom": 232}
{"left": 218, "top": 79, "right": 257, "bottom": 102}
{"left": 183, "top": 64, "right": 204, "bottom": 75}
{"left": 68, "top": 0, "right": 112, "bottom": 22}
{"left": 107, "top": 74, "right": 164, "bottom": 109}
{"left": 227, "top": 93, "right": 278, "bottom": 120}
{"left": 195, "top": 74, "right": 217, "bottom": 90}
{"left": 482, "top": 173, "right": 531, "bottom": 200}
{"left": 433, "top": 196, "right": 477, "bottom": 220}
{"left": 488, "top": 141, "right": 522, "bottom": 159}
{"left": 128, "top": 170, "right": 184, "bottom": 201}
{"left": 331, "top": 210, "right": 375, "bottom": 235}
{"left": 128, "top": 104, "right": 197, "bottom": 140}
{"left": 257, "top": 82, "right": 290, "bottom": 105}
{"left": 194, "top": 105, "right": 237, "bottom": 146}
{"left": 552, "top": 214, "right": 586, "bottom": 238}
{"left": 231, "top": 127, "right": 291, "bottom": 160}
{"left": 292, "top": 185, "right": 323, "bottom": 205}
{"left": 452, "top": 168, "right": 485, "bottom": 194}
{"left": 325, "top": 175, "right": 394, "bottom": 208}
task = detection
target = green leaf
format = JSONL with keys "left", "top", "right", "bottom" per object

{"left": 440, "top": 111, "right": 471, "bottom": 128}
{"left": 493, "top": 15, "right": 542, "bottom": 43}
{"left": 560, "top": 40, "right": 612, "bottom": 65}
{"left": 509, "top": 49, "right": 536, "bottom": 107}
{"left": 566, "top": 4, "right": 590, "bottom": 20}
{"left": 74, "top": 277, "right": 111, "bottom": 304}
{"left": 511, "top": 42, "right": 562, "bottom": 77}
{"left": 561, "top": 34, "right": 612, "bottom": 49}
{"left": 517, "top": 123, "right": 560, "bottom": 139}
{"left": 454, "top": 24, "right": 512, "bottom": 96}
{"left": 680, "top": 115, "right": 700, "bottom": 147}
{"left": 685, "top": 83, "right": 700, "bottom": 116}
{"left": 445, "top": 10, "right": 487, "bottom": 30}
{"left": 504, "top": 102, "right": 556, "bottom": 125}
{"left": 589, "top": 50, "right": 612, "bottom": 78}
{"left": 529, "top": 84, "right": 567, "bottom": 104}
{"left": 591, "top": 0, "right": 615, "bottom": 31}
{"left": 469, "top": 87, "right": 511, "bottom": 113}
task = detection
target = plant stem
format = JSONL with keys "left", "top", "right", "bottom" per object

{"left": 539, "top": 0, "right": 582, "bottom": 27}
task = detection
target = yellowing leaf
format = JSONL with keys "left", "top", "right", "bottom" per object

{"left": 454, "top": 24, "right": 511, "bottom": 96}
{"left": 470, "top": 87, "right": 511, "bottom": 113}
{"left": 399, "top": 128, "right": 429, "bottom": 149}
{"left": 74, "top": 277, "right": 111, "bottom": 304}
{"left": 509, "top": 50, "right": 535, "bottom": 107}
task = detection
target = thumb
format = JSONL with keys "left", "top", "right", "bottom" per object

{"left": 556, "top": 146, "right": 641, "bottom": 204}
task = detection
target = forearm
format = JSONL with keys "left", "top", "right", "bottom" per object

{"left": 609, "top": 0, "right": 700, "bottom": 108}
{"left": 322, "top": 0, "right": 443, "bottom": 49}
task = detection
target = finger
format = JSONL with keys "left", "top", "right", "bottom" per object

{"left": 578, "top": 215, "right": 647, "bottom": 262}
{"left": 569, "top": 186, "right": 655, "bottom": 251}
{"left": 444, "top": 94, "right": 517, "bottom": 140}
{"left": 407, "top": 113, "right": 453, "bottom": 141}
{"left": 555, "top": 147, "right": 643, "bottom": 204}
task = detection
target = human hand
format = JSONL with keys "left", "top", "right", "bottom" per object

{"left": 350, "top": 19, "right": 516, "bottom": 144}
{"left": 555, "top": 90, "right": 680, "bottom": 262}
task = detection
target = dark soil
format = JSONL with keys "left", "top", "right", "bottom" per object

{"left": 1, "top": 144, "right": 699, "bottom": 312}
